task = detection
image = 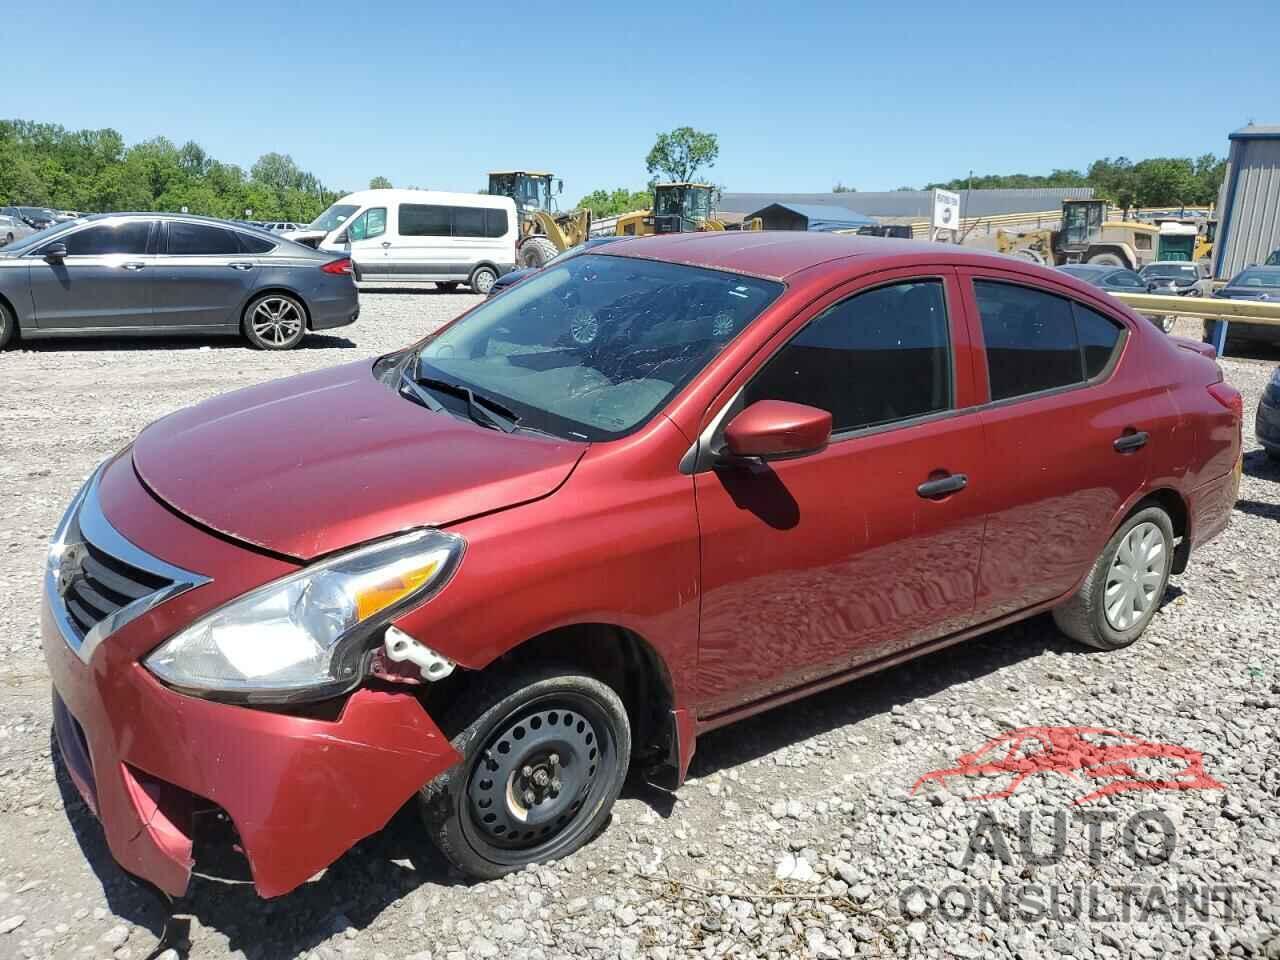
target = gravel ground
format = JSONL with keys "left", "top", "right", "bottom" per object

{"left": 0, "top": 297, "right": 1277, "bottom": 960}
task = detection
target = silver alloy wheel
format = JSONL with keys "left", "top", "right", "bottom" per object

{"left": 472, "top": 269, "right": 497, "bottom": 295}
{"left": 251, "top": 296, "right": 303, "bottom": 346}
{"left": 1104, "top": 521, "right": 1166, "bottom": 630}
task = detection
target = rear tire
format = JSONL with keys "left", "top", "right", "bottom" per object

{"left": 419, "top": 666, "right": 630, "bottom": 880}
{"left": 242, "top": 293, "right": 307, "bottom": 350}
{"left": 1052, "top": 505, "right": 1174, "bottom": 650}
{"left": 0, "top": 301, "right": 16, "bottom": 349}
{"left": 519, "top": 236, "right": 559, "bottom": 269}
{"left": 468, "top": 265, "right": 498, "bottom": 295}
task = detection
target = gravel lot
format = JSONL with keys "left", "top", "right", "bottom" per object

{"left": 0, "top": 294, "right": 1277, "bottom": 960}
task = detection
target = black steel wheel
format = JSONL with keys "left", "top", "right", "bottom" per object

{"left": 420, "top": 668, "right": 630, "bottom": 879}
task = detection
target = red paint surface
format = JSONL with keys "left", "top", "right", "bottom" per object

{"left": 45, "top": 234, "right": 1238, "bottom": 898}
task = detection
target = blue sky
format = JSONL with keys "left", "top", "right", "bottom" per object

{"left": 5, "top": 1, "right": 1277, "bottom": 199}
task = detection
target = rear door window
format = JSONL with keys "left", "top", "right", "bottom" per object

{"left": 485, "top": 208, "right": 509, "bottom": 238}
{"left": 745, "top": 279, "right": 952, "bottom": 434}
{"left": 167, "top": 222, "right": 241, "bottom": 255}
{"left": 237, "top": 232, "right": 276, "bottom": 254}
{"left": 974, "top": 280, "right": 1125, "bottom": 401}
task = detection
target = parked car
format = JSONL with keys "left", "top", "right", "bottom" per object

{"left": 42, "top": 234, "right": 1240, "bottom": 900}
{"left": 263, "top": 221, "right": 304, "bottom": 233}
{"left": 315, "top": 188, "right": 518, "bottom": 293}
{"left": 0, "top": 213, "right": 358, "bottom": 350}
{"left": 486, "top": 235, "right": 626, "bottom": 297}
{"left": 1255, "top": 366, "right": 1280, "bottom": 459}
{"left": 1203, "top": 266, "right": 1280, "bottom": 343}
{"left": 0, "top": 211, "right": 35, "bottom": 246}
{"left": 1140, "top": 261, "right": 1205, "bottom": 296}
{"left": 16, "top": 206, "right": 58, "bottom": 230}
{"left": 1057, "top": 263, "right": 1175, "bottom": 332}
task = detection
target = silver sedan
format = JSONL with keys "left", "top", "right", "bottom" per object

{"left": 0, "top": 211, "right": 36, "bottom": 246}
{"left": 0, "top": 214, "right": 359, "bottom": 350}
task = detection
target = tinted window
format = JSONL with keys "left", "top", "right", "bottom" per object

{"left": 454, "top": 206, "right": 486, "bottom": 238}
{"left": 976, "top": 281, "right": 1080, "bottom": 400}
{"left": 58, "top": 221, "right": 151, "bottom": 256}
{"left": 237, "top": 232, "right": 276, "bottom": 254}
{"left": 168, "top": 222, "right": 240, "bottom": 255}
{"left": 400, "top": 204, "right": 450, "bottom": 237}
{"left": 745, "top": 280, "right": 951, "bottom": 433}
{"left": 1073, "top": 304, "right": 1124, "bottom": 379}
{"left": 485, "top": 208, "right": 508, "bottom": 238}
{"left": 348, "top": 207, "right": 387, "bottom": 241}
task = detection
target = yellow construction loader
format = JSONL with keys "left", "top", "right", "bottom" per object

{"left": 996, "top": 199, "right": 1160, "bottom": 271}
{"left": 614, "top": 183, "right": 752, "bottom": 236}
{"left": 487, "top": 171, "right": 593, "bottom": 268}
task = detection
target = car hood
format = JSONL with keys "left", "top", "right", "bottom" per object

{"left": 131, "top": 361, "right": 588, "bottom": 560}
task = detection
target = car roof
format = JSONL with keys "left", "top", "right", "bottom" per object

{"left": 591, "top": 231, "right": 1035, "bottom": 282}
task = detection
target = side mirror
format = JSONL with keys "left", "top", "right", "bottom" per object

{"left": 334, "top": 231, "right": 350, "bottom": 245}
{"left": 43, "top": 242, "right": 67, "bottom": 262}
{"left": 722, "top": 400, "right": 832, "bottom": 462}
{"left": 556, "top": 179, "right": 564, "bottom": 195}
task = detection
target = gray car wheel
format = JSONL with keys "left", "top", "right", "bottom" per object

{"left": 1052, "top": 505, "right": 1174, "bottom": 650}
{"left": 0, "top": 301, "right": 16, "bottom": 349}
{"left": 469, "top": 266, "right": 498, "bottom": 295}
{"left": 243, "top": 293, "right": 307, "bottom": 350}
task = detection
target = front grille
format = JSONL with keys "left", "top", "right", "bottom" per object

{"left": 62, "top": 538, "right": 173, "bottom": 640}
{"left": 48, "top": 463, "right": 209, "bottom": 663}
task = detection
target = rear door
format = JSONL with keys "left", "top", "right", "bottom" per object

{"left": 152, "top": 221, "right": 258, "bottom": 329}
{"left": 27, "top": 220, "right": 155, "bottom": 330}
{"left": 694, "top": 269, "right": 990, "bottom": 716}
{"left": 958, "top": 268, "right": 1152, "bottom": 620}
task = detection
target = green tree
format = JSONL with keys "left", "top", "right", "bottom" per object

{"left": 833, "top": 181, "right": 856, "bottom": 193}
{"left": 576, "top": 187, "right": 652, "bottom": 217}
{"left": 369, "top": 175, "right": 393, "bottom": 189}
{"left": 645, "top": 127, "right": 719, "bottom": 184}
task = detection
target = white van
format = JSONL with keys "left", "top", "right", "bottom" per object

{"left": 315, "top": 189, "right": 518, "bottom": 293}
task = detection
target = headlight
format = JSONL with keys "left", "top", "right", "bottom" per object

{"left": 145, "top": 528, "right": 464, "bottom": 703}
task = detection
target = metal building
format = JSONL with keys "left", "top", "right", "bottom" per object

{"left": 1213, "top": 124, "right": 1280, "bottom": 279}
{"left": 717, "top": 187, "right": 1095, "bottom": 219}
{"left": 746, "top": 203, "right": 876, "bottom": 232}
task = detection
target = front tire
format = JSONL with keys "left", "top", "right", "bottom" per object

{"left": 1087, "top": 252, "right": 1125, "bottom": 268}
{"left": 242, "top": 293, "right": 307, "bottom": 350}
{"left": 468, "top": 266, "right": 498, "bottom": 295}
{"left": 420, "top": 667, "right": 630, "bottom": 880}
{"left": 1052, "top": 505, "right": 1174, "bottom": 650}
{"left": 0, "top": 301, "right": 16, "bottom": 349}
{"left": 518, "top": 236, "right": 559, "bottom": 269}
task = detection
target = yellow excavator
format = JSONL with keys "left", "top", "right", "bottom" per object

{"left": 614, "top": 183, "right": 752, "bottom": 236}
{"left": 996, "top": 199, "right": 1160, "bottom": 271}
{"left": 487, "top": 171, "right": 593, "bottom": 268}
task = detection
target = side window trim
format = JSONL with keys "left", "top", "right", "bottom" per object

{"left": 961, "top": 271, "right": 1131, "bottom": 409}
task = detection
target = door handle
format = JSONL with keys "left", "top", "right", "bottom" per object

{"left": 1113, "top": 431, "right": 1149, "bottom": 453}
{"left": 916, "top": 473, "right": 968, "bottom": 499}
{"left": 381, "top": 241, "right": 392, "bottom": 248}
{"left": 228, "top": 261, "right": 255, "bottom": 271}
{"left": 121, "top": 262, "right": 146, "bottom": 271}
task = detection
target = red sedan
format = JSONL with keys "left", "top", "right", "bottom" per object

{"left": 42, "top": 233, "right": 1241, "bottom": 897}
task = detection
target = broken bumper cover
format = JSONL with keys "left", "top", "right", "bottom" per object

{"left": 44, "top": 597, "right": 461, "bottom": 899}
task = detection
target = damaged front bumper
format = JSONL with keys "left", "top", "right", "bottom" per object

{"left": 42, "top": 457, "right": 461, "bottom": 899}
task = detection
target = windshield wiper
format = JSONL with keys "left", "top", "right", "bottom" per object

{"left": 414, "top": 375, "right": 520, "bottom": 434}
{"left": 398, "top": 368, "right": 447, "bottom": 413}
